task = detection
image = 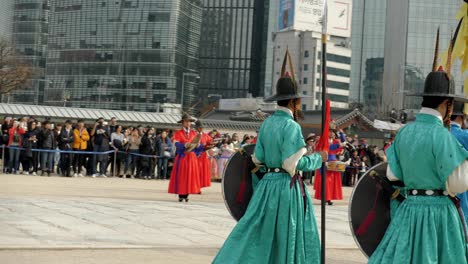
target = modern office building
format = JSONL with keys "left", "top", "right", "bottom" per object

{"left": 0, "top": 1, "right": 13, "bottom": 40}
{"left": 272, "top": 31, "right": 351, "bottom": 110}
{"left": 350, "top": 0, "right": 386, "bottom": 115}
{"left": 263, "top": 0, "right": 280, "bottom": 97}
{"left": 198, "top": 0, "right": 269, "bottom": 102}
{"left": 8, "top": 0, "right": 49, "bottom": 105}
{"left": 351, "top": 0, "right": 462, "bottom": 118}
{"left": 45, "top": 0, "right": 203, "bottom": 111}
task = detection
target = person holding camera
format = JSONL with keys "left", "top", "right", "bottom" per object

{"left": 7, "top": 120, "right": 25, "bottom": 174}
{"left": 156, "top": 129, "right": 172, "bottom": 179}
{"left": 90, "top": 117, "right": 110, "bottom": 177}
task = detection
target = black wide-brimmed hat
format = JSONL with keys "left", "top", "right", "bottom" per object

{"left": 264, "top": 49, "right": 312, "bottom": 102}
{"left": 194, "top": 120, "right": 203, "bottom": 128}
{"left": 177, "top": 113, "right": 196, "bottom": 123}
{"left": 452, "top": 101, "right": 466, "bottom": 116}
{"left": 409, "top": 28, "right": 468, "bottom": 102}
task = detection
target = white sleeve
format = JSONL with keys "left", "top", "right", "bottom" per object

{"left": 446, "top": 160, "right": 468, "bottom": 196}
{"left": 282, "top": 147, "right": 307, "bottom": 177}
{"left": 386, "top": 166, "right": 400, "bottom": 181}
{"left": 252, "top": 154, "right": 263, "bottom": 165}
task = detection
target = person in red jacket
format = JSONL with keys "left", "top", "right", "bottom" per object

{"left": 8, "top": 120, "right": 26, "bottom": 173}
{"left": 194, "top": 120, "right": 213, "bottom": 188}
{"left": 314, "top": 129, "right": 345, "bottom": 205}
{"left": 168, "top": 113, "right": 201, "bottom": 202}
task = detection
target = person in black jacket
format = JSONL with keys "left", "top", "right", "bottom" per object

{"left": 1, "top": 117, "right": 12, "bottom": 172}
{"left": 139, "top": 127, "right": 155, "bottom": 179}
{"left": 23, "top": 121, "right": 39, "bottom": 175}
{"left": 38, "top": 121, "right": 56, "bottom": 176}
{"left": 58, "top": 120, "right": 75, "bottom": 177}
{"left": 90, "top": 117, "right": 110, "bottom": 177}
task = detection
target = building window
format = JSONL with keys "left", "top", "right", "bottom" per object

{"left": 302, "top": 91, "right": 307, "bottom": 95}
{"left": 148, "top": 12, "right": 170, "bottom": 22}
{"left": 303, "top": 64, "right": 308, "bottom": 71}
{"left": 303, "top": 78, "right": 308, "bottom": 84}
{"left": 304, "top": 50, "right": 309, "bottom": 57}
{"left": 302, "top": 104, "right": 307, "bottom": 111}
{"left": 328, "top": 94, "right": 349, "bottom": 103}
{"left": 328, "top": 80, "right": 349, "bottom": 90}
{"left": 316, "top": 66, "right": 350, "bottom": 78}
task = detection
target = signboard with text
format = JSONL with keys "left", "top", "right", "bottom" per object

{"left": 278, "top": 0, "right": 352, "bottom": 38}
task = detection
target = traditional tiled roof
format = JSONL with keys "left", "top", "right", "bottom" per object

{"left": 335, "top": 109, "right": 374, "bottom": 128}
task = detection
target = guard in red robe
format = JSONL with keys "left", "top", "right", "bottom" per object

{"left": 314, "top": 130, "right": 344, "bottom": 205}
{"left": 194, "top": 120, "right": 213, "bottom": 188}
{"left": 168, "top": 113, "right": 201, "bottom": 202}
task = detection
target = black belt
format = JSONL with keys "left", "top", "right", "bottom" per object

{"left": 408, "top": 189, "right": 449, "bottom": 196}
{"left": 266, "top": 167, "right": 288, "bottom": 173}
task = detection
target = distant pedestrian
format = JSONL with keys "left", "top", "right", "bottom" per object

{"left": 72, "top": 119, "right": 90, "bottom": 177}
{"left": 90, "top": 117, "right": 110, "bottom": 177}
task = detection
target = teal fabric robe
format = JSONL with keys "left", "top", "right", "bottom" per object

{"left": 369, "top": 113, "right": 468, "bottom": 264}
{"left": 451, "top": 123, "right": 468, "bottom": 222}
{"left": 213, "top": 110, "right": 323, "bottom": 264}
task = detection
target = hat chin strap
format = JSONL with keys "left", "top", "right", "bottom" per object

{"left": 443, "top": 101, "right": 452, "bottom": 130}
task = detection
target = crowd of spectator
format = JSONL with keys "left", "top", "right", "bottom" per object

{"left": 304, "top": 132, "right": 390, "bottom": 187}
{"left": 0, "top": 116, "right": 258, "bottom": 180}
{"left": 0, "top": 115, "right": 391, "bottom": 188}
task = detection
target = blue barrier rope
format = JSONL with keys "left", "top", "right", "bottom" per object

{"left": 5, "top": 146, "right": 115, "bottom": 155}
{"left": 2, "top": 146, "right": 371, "bottom": 166}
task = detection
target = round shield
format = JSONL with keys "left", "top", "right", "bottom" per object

{"left": 348, "top": 162, "right": 391, "bottom": 258}
{"left": 222, "top": 144, "right": 256, "bottom": 221}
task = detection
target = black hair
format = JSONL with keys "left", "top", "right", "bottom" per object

{"left": 421, "top": 96, "right": 451, "bottom": 109}
{"left": 27, "top": 121, "right": 36, "bottom": 131}
{"left": 277, "top": 99, "right": 290, "bottom": 107}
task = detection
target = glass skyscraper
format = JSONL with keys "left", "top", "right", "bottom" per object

{"left": 351, "top": 0, "right": 462, "bottom": 118}
{"left": 9, "top": 0, "right": 49, "bottom": 105}
{"left": 0, "top": 1, "right": 13, "bottom": 39}
{"left": 45, "top": 0, "right": 203, "bottom": 111}
{"left": 350, "top": 0, "right": 387, "bottom": 116}
{"left": 198, "top": 0, "right": 268, "bottom": 101}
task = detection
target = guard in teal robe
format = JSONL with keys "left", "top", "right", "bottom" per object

{"left": 368, "top": 68, "right": 468, "bottom": 263}
{"left": 213, "top": 75, "right": 324, "bottom": 263}
{"left": 451, "top": 101, "right": 468, "bottom": 222}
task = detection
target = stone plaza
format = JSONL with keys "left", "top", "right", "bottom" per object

{"left": 0, "top": 174, "right": 366, "bottom": 264}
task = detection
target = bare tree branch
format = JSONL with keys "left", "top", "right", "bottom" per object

{"left": 0, "top": 39, "right": 33, "bottom": 95}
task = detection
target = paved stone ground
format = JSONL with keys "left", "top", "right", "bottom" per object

{"left": 0, "top": 174, "right": 366, "bottom": 264}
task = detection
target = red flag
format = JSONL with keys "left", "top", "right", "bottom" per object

{"left": 315, "top": 99, "right": 331, "bottom": 151}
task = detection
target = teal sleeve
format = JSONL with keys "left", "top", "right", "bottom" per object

{"left": 296, "top": 153, "right": 323, "bottom": 172}
{"left": 254, "top": 124, "right": 265, "bottom": 162}
{"left": 435, "top": 131, "right": 468, "bottom": 182}
{"left": 281, "top": 121, "right": 307, "bottom": 163}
